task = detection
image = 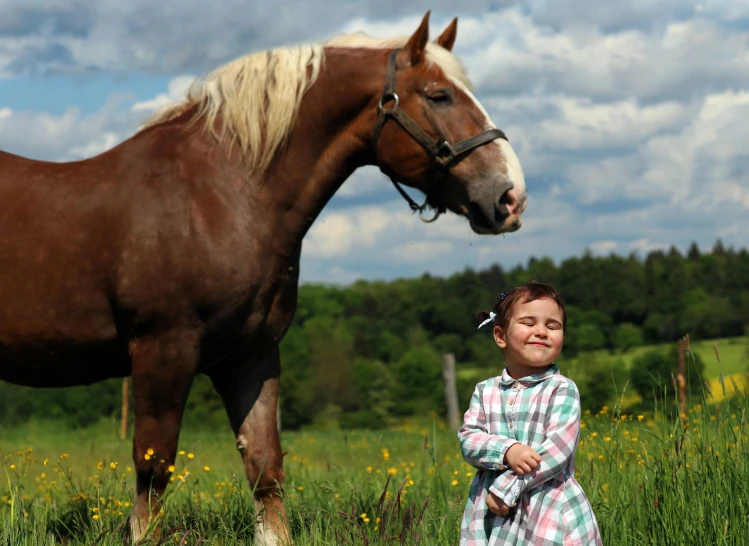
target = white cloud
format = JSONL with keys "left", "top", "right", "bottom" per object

{"left": 627, "top": 238, "right": 668, "bottom": 253}
{"left": 0, "top": 1, "right": 471, "bottom": 76}
{"left": 304, "top": 206, "right": 392, "bottom": 258}
{"left": 588, "top": 240, "right": 619, "bottom": 255}
{"left": 0, "top": 94, "right": 134, "bottom": 161}
{"left": 529, "top": 97, "right": 688, "bottom": 151}
{"left": 459, "top": 11, "right": 749, "bottom": 102}
{"left": 304, "top": 214, "right": 356, "bottom": 258}
{"left": 336, "top": 166, "right": 391, "bottom": 198}
{"left": 1, "top": 1, "right": 745, "bottom": 106}
{"left": 68, "top": 131, "right": 119, "bottom": 159}
{"left": 695, "top": 0, "right": 749, "bottom": 22}
{"left": 132, "top": 75, "right": 195, "bottom": 114}
{"left": 319, "top": 265, "right": 365, "bottom": 285}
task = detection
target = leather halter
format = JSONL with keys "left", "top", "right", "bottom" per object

{"left": 371, "top": 49, "right": 508, "bottom": 222}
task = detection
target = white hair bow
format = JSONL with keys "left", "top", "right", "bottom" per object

{"left": 478, "top": 311, "right": 496, "bottom": 330}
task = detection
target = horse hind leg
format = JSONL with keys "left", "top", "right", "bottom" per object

{"left": 209, "top": 345, "right": 289, "bottom": 546}
{"left": 128, "top": 329, "right": 199, "bottom": 544}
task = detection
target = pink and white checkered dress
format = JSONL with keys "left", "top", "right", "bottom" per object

{"left": 458, "top": 365, "right": 602, "bottom": 545}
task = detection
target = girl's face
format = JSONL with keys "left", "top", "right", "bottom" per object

{"left": 493, "top": 297, "right": 564, "bottom": 377}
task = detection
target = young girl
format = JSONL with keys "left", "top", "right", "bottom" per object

{"left": 458, "top": 281, "right": 601, "bottom": 545}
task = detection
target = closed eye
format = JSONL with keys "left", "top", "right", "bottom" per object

{"left": 427, "top": 90, "right": 453, "bottom": 105}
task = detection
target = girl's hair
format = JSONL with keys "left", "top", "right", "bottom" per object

{"left": 476, "top": 281, "right": 568, "bottom": 331}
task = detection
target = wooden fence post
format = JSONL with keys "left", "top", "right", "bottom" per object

{"left": 120, "top": 377, "right": 130, "bottom": 440}
{"left": 442, "top": 353, "right": 460, "bottom": 431}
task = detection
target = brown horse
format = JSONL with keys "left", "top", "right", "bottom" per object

{"left": 0, "top": 12, "right": 526, "bottom": 545}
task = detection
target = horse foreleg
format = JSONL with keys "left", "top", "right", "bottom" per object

{"left": 209, "top": 345, "right": 289, "bottom": 545}
{"left": 128, "top": 329, "right": 199, "bottom": 544}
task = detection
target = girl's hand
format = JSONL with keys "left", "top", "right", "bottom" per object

{"left": 504, "top": 443, "right": 542, "bottom": 475}
{"left": 486, "top": 492, "right": 510, "bottom": 516}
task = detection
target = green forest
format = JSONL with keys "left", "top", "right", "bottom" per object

{"left": 2, "top": 240, "right": 748, "bottom": 431}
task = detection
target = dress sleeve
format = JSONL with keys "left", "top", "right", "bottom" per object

{"left": 488, "top": 379, "right": 581, "bottom": 506}
{"left": 458, "top": 382, "right": 520, "bottom": 471}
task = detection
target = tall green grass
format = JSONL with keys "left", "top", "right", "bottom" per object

{"left": 3, "top": 373, "right": 749, "bottom": 544}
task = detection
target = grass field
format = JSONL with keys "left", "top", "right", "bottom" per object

{"left": 2, "top": 337, "right": 749, "bottom": 545}
{"left": 3, "top": 395, "right": 749, "bottom": 544}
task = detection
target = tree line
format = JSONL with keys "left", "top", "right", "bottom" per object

{"left": 1, "top": 240, "right": 747, "bottom": 430}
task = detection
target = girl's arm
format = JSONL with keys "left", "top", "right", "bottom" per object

{"left": 458, "top": 382, "right": 520, "bottom": 471}
{"left": 488, "top": 379, "right": 581, "bottom": 507}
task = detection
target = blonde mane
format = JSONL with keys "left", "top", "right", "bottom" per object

{"left": 140, "top": 33, "right": 472, "bottom": 175}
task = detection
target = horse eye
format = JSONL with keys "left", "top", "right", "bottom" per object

{"left": 427, "top": 91, "right": 453, "bottom": 105}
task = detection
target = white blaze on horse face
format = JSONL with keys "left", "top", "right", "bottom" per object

{"left": 497, "top": 138, "right": 526, "bottom": 198}
{"left": 449, "top": 77, "right": 527, "bottom": 201}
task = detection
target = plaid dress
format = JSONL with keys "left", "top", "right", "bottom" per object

{"left": 458, "top": 365, "right": 602, "bottom": 545}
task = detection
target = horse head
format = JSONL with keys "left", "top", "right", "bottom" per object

{"left": 368, "top": 12, "right": 527, "bottom": 234}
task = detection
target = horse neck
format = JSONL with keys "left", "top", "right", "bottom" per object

{"left": 254, "top": 47, "right": 387, "bottom": 250}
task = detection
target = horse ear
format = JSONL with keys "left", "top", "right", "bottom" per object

{"left": 403, "top": 10, "right": 430, "bottom": 65}
{"left": 435, "top": 17, "right": 457, "bottom": 51}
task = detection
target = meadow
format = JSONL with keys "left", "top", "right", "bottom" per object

{"left": 2, "top": 339, "right": 749, "bottom": 545}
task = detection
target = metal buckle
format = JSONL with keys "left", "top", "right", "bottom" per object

{"left": 378, "top": 92, "right": 400, "bottom": 114}
{"left": 419, "top": 207, "right": 441, "bottom": 223}
{"left": 435, "top": 141, "right": 455, "bottom": 168}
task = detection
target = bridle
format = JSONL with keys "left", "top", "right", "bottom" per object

{"left": 371, "top": 49, "right": 508, "bottom": 223}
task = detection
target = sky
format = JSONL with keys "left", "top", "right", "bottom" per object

{"left": 1, "top": 1, "right": 747, "bottom": 285}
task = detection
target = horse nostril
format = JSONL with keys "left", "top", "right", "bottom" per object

{"left": 497, "top": 188, "right": 524, "bottom": 221}
{"left": 495, "top": 189, "right": 514, "bottom": 221}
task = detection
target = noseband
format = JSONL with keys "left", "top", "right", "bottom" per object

{"left": 371, "top": 49, "right": 508, "bottom": 222}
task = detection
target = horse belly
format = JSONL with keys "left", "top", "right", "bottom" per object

{"left": 0, "top": 294, "right": 127, "bottom": 387}
{"left": 0, "top": 336, "right": 129, "bottom": 387}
